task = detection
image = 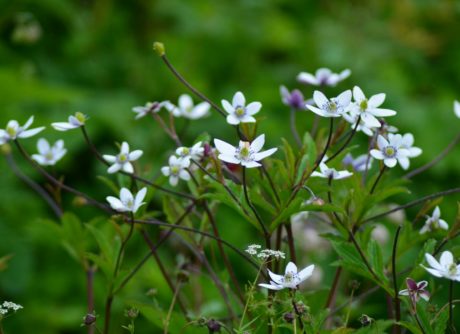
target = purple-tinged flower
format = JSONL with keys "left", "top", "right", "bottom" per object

{"left": 399, "top": 278, "right": 430, "bottom": 303}
{"left": 342, "top": 153, "right": 372, "bottom": 172}
{"left": 280, "top": 86, "right": 309, "bottom": 110}
{"left": 297, "top": 68, "right": 351, "bottom": 87}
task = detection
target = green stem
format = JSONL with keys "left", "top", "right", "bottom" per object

{"left": 370, "top": 166, "right": 386, "bottom": 194}
{"left": 392, "top": 226, "right": 402, "bottom": 334}
{"left": 164, "top": 282, "right": 182, "bottom": 334}
{"left": 325, "top": 116, "right": 361, "bottom": 163}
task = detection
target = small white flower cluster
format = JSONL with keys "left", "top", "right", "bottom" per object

{"left": 0, "top": 301, "right": 23, "bottom": 316}
{"left": 245, "top": 244, "right": 285, "bottom": 260}
{"left": 161, "top": 142, "right": 204, "bottom": 187}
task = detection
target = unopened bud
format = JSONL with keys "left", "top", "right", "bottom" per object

{"left": 153, "top": 42, "right": 165, "bottom": 56}
{"left": 83, "top": 313, "right": 97, "bottom": 326}
{"left": 73, "top": 196, "right": 88, "bottom": 207}
{"left": 125, "top": 308, "right": 139, "bottom": 319}
{"left": 283, "top": 312, "right": 294, "bottom": 323}
{"left": 359, "top": 314, "right": 373, "bottom": 326}
{"left": 207, "top": 319, "right": 221, "bottom": 332}
{"left": 349, "top": 280, "right": 361, "bottom": 291}
{"left": 1, "top": 143, "right": 12, "bottom": 155}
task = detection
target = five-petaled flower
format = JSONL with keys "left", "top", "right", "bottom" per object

{"left": 106, "top": 187, "right": 147, "bottom": 213}
{"left": 422, "top": 251, "right": 460, "bottom": 281}
{"left": 348, "top": 86, "right": 396, "bottom": 128}
{"left": 103, "top": 142, "right": 143, "bottom": 174}
{"left": 370, "top": 134, "right": 410, "bottom": 169}
{"left": 166, "top": 94, "right": 210, "bottom": 120}
{"left": 221, "top": 91, "right": 261, "bottom": 125}
{"left": 297, "top": 68, "right": 351, "bottom": 87}
{"left": 454, "top": 100, "right": 460, "bottom": 119}
{"left": 420, "top": 206, "right": 449, "bottom": 234}
{"left": 161, "top": 155, "right": 191, "bottom": 186}
{"left": 32, "top": 138, "right": 67, "bottom": 166}
{"left": 307, "top": 90, "right": 352, "bottom": 118}
{"left": 399, "top": 133, "right": 422, "bottom": 158}
{"left": 0, "top": 116, "right": 45, "bottom": 144}
{"left": 259, "top": 262, "right": 315, "bottom": 290}
{"left": 311, "top": 162, "right": 353, "bottom": 180}
{"left": 213, "top": 134, "right": 277, "bottom": 168}
{"left": 399, "top": 278, "right": 430, "bottom": 303}
{"left": 175, "top": 142, "right": 204, "bottom": 162}
{"left": 132, "top": 101, "right": 170, "bottom": 119}
{"left": 51, "top": 112, "right": 87, "bottom": 131}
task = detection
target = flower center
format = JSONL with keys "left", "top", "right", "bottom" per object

{"left": 75, "top": 112, "right": 86, "bottom": 124}
{"left": 180, "top": 148, "right": 190, "bottom": 156}
{"left": 45, "top": 152, "right": 54, "bottom": 161}
{"left": 323, "top": 98, "right": 341, "bottom": 113}
{"left": 6, "top": 126, "right": 16, "bottom": 137}
{"left": 235, "top": 107, "right": 246, "bottom": 117}
{"left": 126, "top": 199, "right": 134, "bottom": 209}
{"left": 284, "top": 272, "right": 294, "bottom": 284}
{"left": 171, "top": 166, "right": 180, "bottom": 175}
{"left": 118, "top": 153, "right": 128, "bottom": 162}
{"left": 384, "top": 146, "right": 397, "bottom": 158}
{"left": 448, "top": 263, "right": 458, "bottom": 276}
{"left": 236, "top": 143, "right": 253, "bottom": 161}
{"left": 359, "top": 99, "right": 368, "bottom": 111}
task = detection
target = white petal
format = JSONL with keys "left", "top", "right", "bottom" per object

{"left": 242, "top": 160, "right": 261, "bottom": 168}
{"left": 179, "top": 170, "right": 191, "bottom": 181}
{"left": 439, "top": 219, "right": 449, "bottom": 230}
{"left": 335, "top": 170, "right": 353, "bottom": 179}
{"left": 306, "top": 105, "right": 328, "bottom": 117}
{"left": 250, "top": 134, "right": 265, "bottom": 153}
{"left": 433, "top": 207, "right": 441, "bottom": 219}
{"left": 51, "top": 122, "right": 78, "bottom": 131}
{"left": 107, "top": 164, "right": 122, "bottom": 174}
{"left": 370, "top": 149, "right": 384, "bottom": 160}
{"left": 246, "top": 102, "right": 261, "bottom": 115}
{"left": 454, "top": 100, "right": 460, "bottom": 118}
{"left": 399, "top": 289, "right": 409, "bottom": 296}
{"left": 218, "top": 154, "right": 241, "bottom": 165}
{"left": 440, "top": 251, "right": 454, "bottom": 267}
{"left": 19, "top": 127, "right": 45, "bottom": 138}
{"left": 253, "top": 148, "right": 277, "bottom": 161}
{"left": 134, "top": 187, "right": 147, "bottom": 212}
{"left": 408, "top": 147, "right": 422, "bottom": 158}
{"left": 178, "top": 94, "right": 193, "bottom": 110}
{"left": 106, "top": 196, "right": 126, "bottom": 212}
{"left": 240, "top": 115, "right": 256, "bottom": 123}
{"left": 338, "top": 69, "right": 351, "bottom": 80}
{"left": 337, "top": 90, "right": 352, "bottom": 107}
{"left": 190, "top": 102, "right": 210, "bottom": 119}
{"left": 285, "top": 262, "right": 298, "bottom": 274}
{"left": 103, "top": 155, "right": 117, "bottom": 163}
{"left": 23, "top": 116, "right": 34, "bottom": 129}
{"left": 377, "top": 135, "right": 389, "bottom": 149}
{"left": 120, "top": 142, "right": 129, "bottom": 155}
{"left": 297, "top": 72, "right": 318, "bottom": 85}
{"left": 361, "top": 113, "right": 381, "bottom": 128}
{"left": 418, "top": 281, "right": 428, "bottom": 289}
{"left": 221, "top": 100, "right": 234, "bottom": 114}
{"left": 298, "top": 264, "right": 314, "bottom": 281}
{"left": 423, "top": 266, "right": 444, "bottom": 278}
{"left": 122, "top": 163, "right": 134, "bottom": 174}
{"left": 371, "top": 108, "right": 397, "bottom": 117}
{"left": 169, "top": 175, "right": 179, "bottom": 186}
{"left": 425, "top": 253, "right": 443, "bottom": 271}
{"left": 368, "top": 93, "right": 386, "bottom": 108}
{"left": 233, "top": 91, "right": 245, "bottom": 107}
{"left": 120, "top": 188, "right": 133, "bottom": 203}
{"left": 313, "top": 90, "right": 328, "bottom": 107}
{"left": 161, "top": 166, "right": 170, "bottom": 176}
{"left": 384, "top": 158, "right": 397, "bottom": 168}
{"left": 37, "top": 138, "right": 50, "bottom": 154}
{"left": 353, "top": 86, "right": 365, "bottom": 102}
{"left": 226, "top": 114, "right": 241, "bottom": 125}
{"left": 129, "top": 150, "right": 143, "bottom": 161}
{"left": 214, "top": 139, "right": 236, "bottom": 156}
{"left": 31, "top": 155, "right": 47, "bottom": 165}
{"left": 258, "top": 283, "right": 283, "bottom": 290}
{"left": 268, "top": 270, "right": 284, "bottom": 285}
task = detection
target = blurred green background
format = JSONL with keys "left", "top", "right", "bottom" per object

{"left": 1, "top": 0, "right": 460, "bottom": 332}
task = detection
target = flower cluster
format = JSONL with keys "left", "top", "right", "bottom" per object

{"left": 0, "top": 301, "right": 23, "bottom": 316}
{"left": 245, "top": 244, "right": 285, "bottom": 260}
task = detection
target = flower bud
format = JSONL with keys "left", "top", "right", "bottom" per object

{"left": 359, "top": 314, "right": 373, "bottom": 326}
{"left": 125, "top": 308, "right": 139, "bottom": 319}
{"left": 206, "top": 319, "right": 221, "bottom": 332}
{"left": 0, "top": 143, "right": 11, "bottom": 155}
{"left": 283, "top": 312, "right": 295, "bottom": 323}
{"left": 153, "top": 42, "right": 165, "bottom": 56}
{"left": 83, "top": 313, "right": 97, "bottom": 326}
{"left": 177, "top": 269, "right": 189, "bottom": 283}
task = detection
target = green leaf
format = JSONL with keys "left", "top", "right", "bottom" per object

{"left": 398, "top": 321, "right": 423, "bottom": 334}
{"left": 433, "top": 305, "right": 449, "bottom": 334}
{"left": 96, "top": 175, "right": 119, "bottom": 194}
{"left": 86, "top": 223, "right": 117, "bottom": 271}
{"left": 416, "top": 301, "right": 434, "bottom": 334}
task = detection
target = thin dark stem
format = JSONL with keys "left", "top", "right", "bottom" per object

{"left": 404, "top": 131, "right": 460, "bottom": 179}
{"left": 261, "top": 164, "right": 281, "bottom": 206}
{"left": 242, "top": 167, "right": 270, "bottom": 242}
{"left": 414, "top": 313, "right": 427, "bottom": 334}
{"left": 14, "top": 140, "right": 111, "bottom": 212}
{"left": 362, "top": 187, "right": 460, "bottom": 224}
{"left": 203, "top": 203, "right": 245, "bottom": 303}
{"left": 370, "top": 166, "right": 386, "bottom": 194}
{"left": 311, "top": 114, "right": 320, "bottom": 138}
{"left": 392, "top": 226, "right": 402, "bottom": 334}
{"left": 325, "top": 116, "right": 361, "bottom": 164}
{"left": 86, "top": 267, "right": 96, "bottom": 334}
{"left": 324, "top": 267, "right": 343, "bottom": 329}
{"left": 290, "top": 108, "right": 302, "bottom": 148}
{"left": 160, "top": 55, "right": 226, "bottom": 118}
{"left": 291, "top": 290, "right": 305, "bottom": 333}
{"left": 285, "top": 223, "right": 296, "bottom": 264}
{"left": 5, "top": 152, "right": 63, "bottom": 218}
{"left": 449, "top": 280, "right": 454, "bottom": 333}
{"left": 164, "top": 281, "right": 182, "bottom": 334}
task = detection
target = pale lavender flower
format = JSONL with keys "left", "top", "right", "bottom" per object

{"left": 297, "top": 68, "right": 351, "bottom": 87}
{"left": 342, "top": 153, "right": 372, "bottom": 172}
{"left": 221, "top": 91, "right": 261, "bottom": 125}
{"left": 31, "top": 138, "right": 66, "bottom": 166}
{"left": 280, "top": 86, "right": 308, "bottom": 110}
{"left": 0, "top": 116, "right": 45, "bottom": 144}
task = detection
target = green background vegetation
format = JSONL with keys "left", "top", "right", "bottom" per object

{"left": 1, "top": 0, "right": 460, "bottom": 332}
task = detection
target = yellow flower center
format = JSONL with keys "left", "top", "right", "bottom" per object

{"left": 284, "top": 272, "right": 294, "bottom": 283}
{"left": 118, "top": 154, "right": 127, "bottom": 162}
{"left": 235, "top": 107, "right": 245, "bottom": 116}
{"left": 6, "top": 126, "right": 16, "bottom": 137}
{"left": 45, "top": 152, "right": 54, "bottom": 160}
{"left": 384, "top": 146, "right": 396, "bottom": 157}
{"left": 181, "top": 148, "right": 190, "bottom": 156}
{"left": 75, "top": 112, "right": 86, "bottom": 124}
{"left": 359, "top": 99, "right": 368, "bottom": 111}
{"left": 449, "top": 263, "right": 457, "bottom": 276}
{"left": 171, "top": 166, "right": 180, "bottom": 175}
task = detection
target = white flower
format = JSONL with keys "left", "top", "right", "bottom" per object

{"left": 166, "top": 94, "right": 210, "bottom": 120}
{"left": 1, "top": 301, "right": 23, "bottom": 312}
{"left": 175, "top": 142, "right": 204, "bottom": 162}
{"left": 307, "top": 90, "right": 352, "bottom": 118}
{"left": 161, "top": 155, "right": 191, "bottom": 186}
{"left": 420, "top": 206, "right": 449, "bottom": 234}
{"left": 297, "top": 68, "right": 351, "bottom": 87}
{"left": 31, "top": 138, "right": 66, "bottom": 166}
{"left": 213, "top": 134, "right": 277, "bottom": 168}
{"left": 342, "top": 153, "right": 372, "bottom": 172}
{"left": 349, "top": 86, "right": 397, "bottom": 128}
{"left": 422, "top": 251, "right": 460, "bottom": 281}
{"left": 221, "top": 91, "right": 261, "bottom": 125}
{"left": 132, "top": 101, "right": 170, "bottom": 119}
{"left": 259, "top": 262, "right": 315, "bottom": 290}
{"left": 399, "top": 133, "right": 422, "bottom": 158}
{"left": 370, "top": 135, "right": 410, "bottom": 169}
{"left": 454, "top": 100, "right": 460, "bottom": 119}
{"left": 103, "top": 142, "right": 143, "bottom": 174}
{"left": 311, "top": 162, "right": 353, "bottom": 180}
{"left": 51, "top": 112, "right": 87, "bottom": 131}
{"left": 343, "top": 112, "right": 378, "bottom": 136}
{"left": 106, "top": 187, "right": 147, "bottom": 213}
{"left": 0, "top": 116, "right": 45, "bottom": 144}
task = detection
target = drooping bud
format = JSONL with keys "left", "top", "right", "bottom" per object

{"left": 153, "top": 42, "right": 165, "bottom": 56}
